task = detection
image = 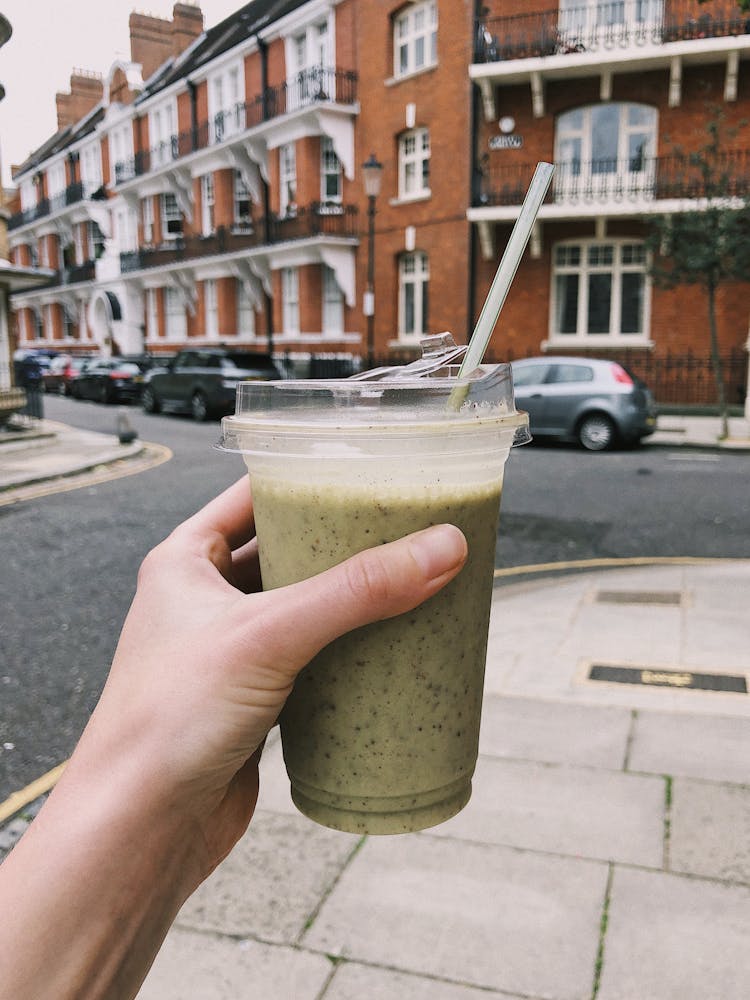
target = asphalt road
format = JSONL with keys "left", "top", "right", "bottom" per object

{"left": 1, "top": 393, "right": 748, "bottom": 801}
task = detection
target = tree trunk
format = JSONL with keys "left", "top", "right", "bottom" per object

{"left": 707, "top": 279, "right": 729, "bottom": 439}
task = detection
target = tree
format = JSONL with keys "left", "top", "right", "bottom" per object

{"left": 646, "top": 112, "right": 750, "bottom": 438}
{"left": 698, "top": 0, "right": 750, "bottom": 9}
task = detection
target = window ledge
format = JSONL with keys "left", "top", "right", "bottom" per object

{"left": 542, "top": 338, "right": 655, "bottom": 351}
{"left": 389, "top": 191, "right": 432, "bottom": 207}
{"left": 384, "top": 64, "right": 438, "bottom": 87}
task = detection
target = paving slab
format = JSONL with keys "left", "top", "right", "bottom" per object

{"left": 557, "top": 601, "right": 683, "bottom": 667}
{"left": 137, "top": 927, "right": 332, "bottom": 1000}
{"left": 323, "top": 962, "right": 527, "bottom": 999}
{"left": 175, "top": 810, "right": 359, "bottom": 944}
{"left": 681, "top": 608, "right": 750, "bottom": 671}
{"left": 628, "top": 710, "right": 750, "bottom": 784}
{"left": 430, "top": 756, "right": 665, "bottom": 868}
{"left": 302, "top": 834, "right": 607, "bottom": 1000}
{"left": 479, "top": 695, "right": 632, "bottom": 769}
{"left": 670, "top": 778, "right": 750, "bottom": 884}
{"left": 597, "top": 867, "right": 750, "bottom": 1000}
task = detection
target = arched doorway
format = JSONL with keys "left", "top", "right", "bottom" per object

{"left": 88, "top": 290, "right": 123, "bottom": 356}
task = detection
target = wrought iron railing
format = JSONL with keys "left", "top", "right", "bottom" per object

{"left": 474, "top": 2, "right": 750, "bottom": 62}
{"left": 44, "top": 259, "right": 97, "bottom": 286}
{"left": 113, "top": 67, "right": 358, "bottom": 184}
{"left": 119, "top": 204, "right": 357, "bottom": 272}
{"left": 269, "top": 202, "right": 358, "bottom": 242}
{"left": 473, "top": 151, "right": 750, "bottom": 206}
{"left": 7, "top": 180, "right": 103, "bottom": 230}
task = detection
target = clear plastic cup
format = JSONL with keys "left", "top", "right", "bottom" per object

{"left": 218, "top": 339, "right": 529, "bottom": 834}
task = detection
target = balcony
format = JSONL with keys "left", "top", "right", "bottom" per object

{"left": 472, "top": 2, "right": 750, "bottom": 118}
{"left": 474, "top": 2, "right": 749, "bottom": 63}
{"left": 8, "top": 181, "right": 105, "bottom": 232}
{"left": 114, "top": 67, "right": 358, "bottom": 185}
{"left": 119, "top": 204, "right": 358, "bottom": 274}
{"left": 470, "top": 150, "right": 750, "bottom": 219}
{"left": 43, "top": 259, "right": 98, "bottom": 287}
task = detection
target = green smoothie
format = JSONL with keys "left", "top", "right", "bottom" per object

{"left": 251, "top": 475, "right": 502, "bottom": 834}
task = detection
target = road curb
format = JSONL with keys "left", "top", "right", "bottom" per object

{"left": 0, "top": 440, "right": 172, "bottom": 507}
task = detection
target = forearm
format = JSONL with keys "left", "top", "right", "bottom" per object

{"left": 0, "top": 746, "right": 203, "bottom": 1000}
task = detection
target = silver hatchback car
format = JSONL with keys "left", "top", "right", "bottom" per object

{"left": 511, "top": 357, "right": 657, "bottom": 451}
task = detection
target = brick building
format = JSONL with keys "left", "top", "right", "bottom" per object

{"left": 6, "top": 0, "right": 750, "bottom": 403}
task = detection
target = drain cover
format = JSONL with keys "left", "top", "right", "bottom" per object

{"left": 588, "top": 664, "right": 747, "bottom": 693}
{"left": 595, "top": 590, "right": 683, "bottom": 606}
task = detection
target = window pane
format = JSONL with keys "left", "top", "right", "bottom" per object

{"left": 556, "top": 274, "right": 579, "bottom": 333}
{"left": 587, "top": 273, "right": 612, "bottom": 333}
{"left": 620, "top": 272, "right": 644, "bottom": 333}
{"left": 591, "top": 105, "right": 620, "bottom": 171}
{"left": 415, "top": 36, "right": 425, "bottom": 67}
{"left": 628, "top": 134, "right": 648, "bottom": 172}
{"left": 421, "top": 279, "right": 429, "bottom": 334}
{"left": 404, "top": 284, "right": 415, "bottom": 333}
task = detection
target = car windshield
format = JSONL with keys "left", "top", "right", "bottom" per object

{"left": 223, "top": 353, "right": 277, "bottom": 372}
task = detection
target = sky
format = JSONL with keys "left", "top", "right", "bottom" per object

{"left": 0, "top": 0, "right": 244, "bottom": 186}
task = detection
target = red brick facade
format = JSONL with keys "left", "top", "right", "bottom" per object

{"left": 7, "top": 0, "right": 750, "bottom": 402}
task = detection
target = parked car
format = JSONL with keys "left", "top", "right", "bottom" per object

{"left": 42, "top": 355, "right": 98, "bottom": 395}
{"left": 141, "top": 348, "right": 283, "bottom": 421}
{"left": 70, "top": 359, "right": 146, "bottom": 404}
{"left": 510, "top": 357, "right": 657, "bottom": 451}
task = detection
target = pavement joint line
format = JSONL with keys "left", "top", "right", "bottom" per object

{"left": 591, "top": 863, "right": 614, "bottom": 1000}
{"left": 294, "top": 834, "right": 366, "bottom": 946}
{"left": 621, "top": 709, "right": 638, "bottom": 772}
{"left": 663, "top": 775, "right": 673, "bottom": 872}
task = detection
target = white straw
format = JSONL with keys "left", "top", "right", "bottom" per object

{"left": 459, "top": 161, "right": 555, "bottom": 377}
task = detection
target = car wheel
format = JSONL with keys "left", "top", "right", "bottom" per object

{"left": 578, "top": 413, "right": 616, "bottom": 451}
{"left": 191, "top": 391, "right": 209, "bottom": 422}
{"left": 141, "top": 386, "right": 160, "bottom": 414}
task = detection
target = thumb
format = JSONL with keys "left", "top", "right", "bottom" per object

{"left": 249, "top": 523, "right": 467, "bottom": 677}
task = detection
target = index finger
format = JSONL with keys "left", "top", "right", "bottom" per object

{"left": 181, "top": 476, "right": 255, "bottom": 551}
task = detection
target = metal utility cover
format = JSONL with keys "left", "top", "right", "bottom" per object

{"left": 588, "top": 663, "right": 747, "bottom": 694}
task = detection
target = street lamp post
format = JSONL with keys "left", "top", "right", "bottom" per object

{"left": 362, "top": 153, "right": 383, "bottom": 369}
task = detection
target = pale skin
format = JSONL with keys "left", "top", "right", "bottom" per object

{"left": 0, "top": 477, "right": 467, "bottom": 1000}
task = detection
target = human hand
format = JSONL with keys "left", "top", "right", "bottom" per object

{"left": 77, "top": 477, "right": 468, "bottom": 886}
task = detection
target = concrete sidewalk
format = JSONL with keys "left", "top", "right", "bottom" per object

{"left": 0, "top": 418, "right": 144, "bottom": 494}
{"left": 1, "top": 415, "right": 748, "bottom": 999}
{"left": 136, "top": 560, "right": 750, "bottom": 1000}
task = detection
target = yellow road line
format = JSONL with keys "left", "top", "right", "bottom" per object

{"left": 494, "top": 555, "right": 745, "bottom": 578}
{"left": 0, "top": 762, "right": 67, "bottom": 824}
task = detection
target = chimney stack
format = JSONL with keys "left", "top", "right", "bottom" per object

{"left": 129, "top": 2, "right": 204, "bottom": 82}
{"left": 55, "top": 70, "right": 104, "bottom": 131}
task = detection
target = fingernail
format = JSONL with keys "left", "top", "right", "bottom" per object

{"left": 408, "top": 524, "right": 468, "bottom": 580}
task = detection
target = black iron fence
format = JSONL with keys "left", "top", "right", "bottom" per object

{"left": 473, "top": 151, "right": 750, "bottom": 207}
{"left": 305, "top": 348, "right": 747, "bottom": 407}
{"left": 482, "top": 347, "right": 747, "bottom": 407}
{"left": 475, "top": 1, "right": 750, "bottom": 62}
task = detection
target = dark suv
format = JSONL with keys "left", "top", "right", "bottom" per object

{"left": 141, "top": 348, "right": 282, "bottom": 421}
